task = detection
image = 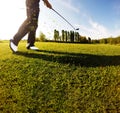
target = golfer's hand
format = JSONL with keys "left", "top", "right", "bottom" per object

{"left": 43, "top": 0, "right": 52, "bottom": 9}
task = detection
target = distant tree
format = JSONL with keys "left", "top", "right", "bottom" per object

{"left": 91, "top": 39, "right": 100, "bottom": 44}
{"left": 107, "top": 37, "right": 113, "bottom": 44}
{"left": 59, "top": 36, "right": 62, "bottom": 41}
{"left": 74, "top": 32, "right": 79, "bottom": 42}
{"left": 64, "top": 31, "right": 68, "bottom": 42}
{"left": 54, "top": 29, "right": 59, "bottom": 41}
{"left": 100, "top": 38, "right": 107, "bottom": 44}
{"left": 80, "top": 36, "right": 88, "bottom": 43}
{"left": 54, "top": 29, "right": 57, "bottom": 41}
{"left": 67, "top": 31, "right": 70, "bottom": 42}
{"left": 39, "top": 32, "right": 47, "bottom": 42}
{"left": 62, "top": 30, "right": 65, "bottom": 42}
{"left": 70, "top": 31, "right": 74, "bottom": 42}
{"left": 116, "top": 36, "right": 120, "bottom": 44}
{"left": 88, "top": 37, "right": 91, "bottom": 43}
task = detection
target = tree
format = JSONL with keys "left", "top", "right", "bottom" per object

{"left": 91, "top": 39, "right": 100, "bottom": 44}
{"left": 64, "top": 31, "right": 68, "bottom": 42}
{"left": 74, "top": 32, "right": 79, "bottom": 42}
{"left": 54, "top": 29, "right": 57, "bottom": 41}
{"left": 100, "top": 38, "right": 107, "bottom": 44}
{"left": 54, "top": 29, "right": 59, "bottom": 41}
{"left": 62, "top": 30, "right": 65, "bottom": 42}
{"left": 70, "top": 31, "right": 74, "bottom": 42}
{"left": 80, "top": 36, "right": 88, "bottom": 43}
{"left": 88, "top": 37, "right": 91, "bottom": 43}
{"left": 39, "top": 32, "right": 47, "bottom": 42}
{"left": 67, "top": 31, "right": 70, "bottom": 42}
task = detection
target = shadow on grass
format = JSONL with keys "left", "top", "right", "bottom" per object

{"left": 16, "top": 50, "right": 120, "bottom": 67}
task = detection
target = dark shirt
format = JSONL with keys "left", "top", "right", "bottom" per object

{"left": 26, "top": 0, "right": 40, "bottom": 8}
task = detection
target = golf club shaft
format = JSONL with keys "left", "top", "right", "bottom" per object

{"left": 52, "top": 8, "right": 76, "bottom": 30}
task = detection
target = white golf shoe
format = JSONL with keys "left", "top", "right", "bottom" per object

{"left": 9, "top": 40, "right": 18, "bottom": 52}
{"left": 26, "top": 43, "right": 39, "bottom": 51}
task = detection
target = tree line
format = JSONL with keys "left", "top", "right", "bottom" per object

{"left": 37, "top": 30, "right": 120, "bottom": 45}
{"left": 99, "top": 36, "right": 120, "bottom": 44}
{"left": 54, "top": 29, "right": 120, "bottom": 44}
{"left": 92, "top": 36, "right": 120, "bottom": 44}
{"left": 54, "top": 29, "right": 91, "bottom": 43}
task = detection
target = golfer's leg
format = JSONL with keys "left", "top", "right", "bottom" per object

{"left": 13, "top": 19, "right": 29, "bottom": 46}
{"left": 27, "top": 30, "right": 36, "bottom": 46}
{"left": 27, "top": 9, "right": 39, "bottom": 47}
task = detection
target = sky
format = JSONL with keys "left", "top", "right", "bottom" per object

{"left": 0, "top": 0, "right": 120, "bottom": 40}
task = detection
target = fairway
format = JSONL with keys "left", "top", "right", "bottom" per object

{"left": 0, "top": 41, "right": 120, "bottom": 113}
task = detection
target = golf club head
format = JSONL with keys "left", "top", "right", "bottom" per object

{"left": 76, "top": 28, "right": 79, "bottom": 30}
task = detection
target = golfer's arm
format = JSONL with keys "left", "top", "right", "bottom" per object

{"left": 42, "top": 0, "right": 52, "bottom": 9}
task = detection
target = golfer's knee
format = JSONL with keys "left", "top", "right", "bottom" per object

{"left": 30, "top": 24, "right": 38, "bottom": 31}
{"left": 27, "top": 20, "right": 38, "bottom": 31}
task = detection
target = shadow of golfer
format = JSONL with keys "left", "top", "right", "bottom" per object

{"left": 16, "top": 50, "right": 120, "bottom": 67}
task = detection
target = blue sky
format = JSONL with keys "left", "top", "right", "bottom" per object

{"left": 46, "top": 0, "right": 120, "bottom": 39}
{"left": 0, "top": 0, "right": 120, "bottom": 40}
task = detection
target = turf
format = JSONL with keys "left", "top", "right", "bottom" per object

{"left": 0, "top": 41, "right": 120, "bottom": 113}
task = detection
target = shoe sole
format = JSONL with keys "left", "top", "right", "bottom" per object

{"left": 27, "top": 48, "right": 40, "bottom": 51}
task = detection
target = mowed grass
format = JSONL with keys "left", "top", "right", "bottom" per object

{"left": 0, "top": 41, "right": 120, "bottom": 113}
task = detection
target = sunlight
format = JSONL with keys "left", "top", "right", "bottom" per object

{"left": 0, "top": 0, "right": 26, "bottom": 39}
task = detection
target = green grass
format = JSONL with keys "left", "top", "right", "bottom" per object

{"left": 0, "top": 41, "right": 120, "bottom": 113}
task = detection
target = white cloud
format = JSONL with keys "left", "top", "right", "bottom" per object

{"left": 56, "top": 0, "right": 80, "bottom": 13}
{"left": 112, "top": 29, "right": 120, "bottom": 37}
{"left": 77, "top": 20, "right": 120, "bottom": 39}
{"left": 76, "top": 18, "right": 111, "bottom": 39}
{"left": 89, "top": 19, "right": 109, "bottom": 37}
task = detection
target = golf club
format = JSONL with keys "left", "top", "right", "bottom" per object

{"left": 52, "top": 8, "right": 79, "bottom": 31}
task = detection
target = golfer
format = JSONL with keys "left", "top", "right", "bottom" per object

{"left": 10, "top": 0, "right": 52, "bottom": 52}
